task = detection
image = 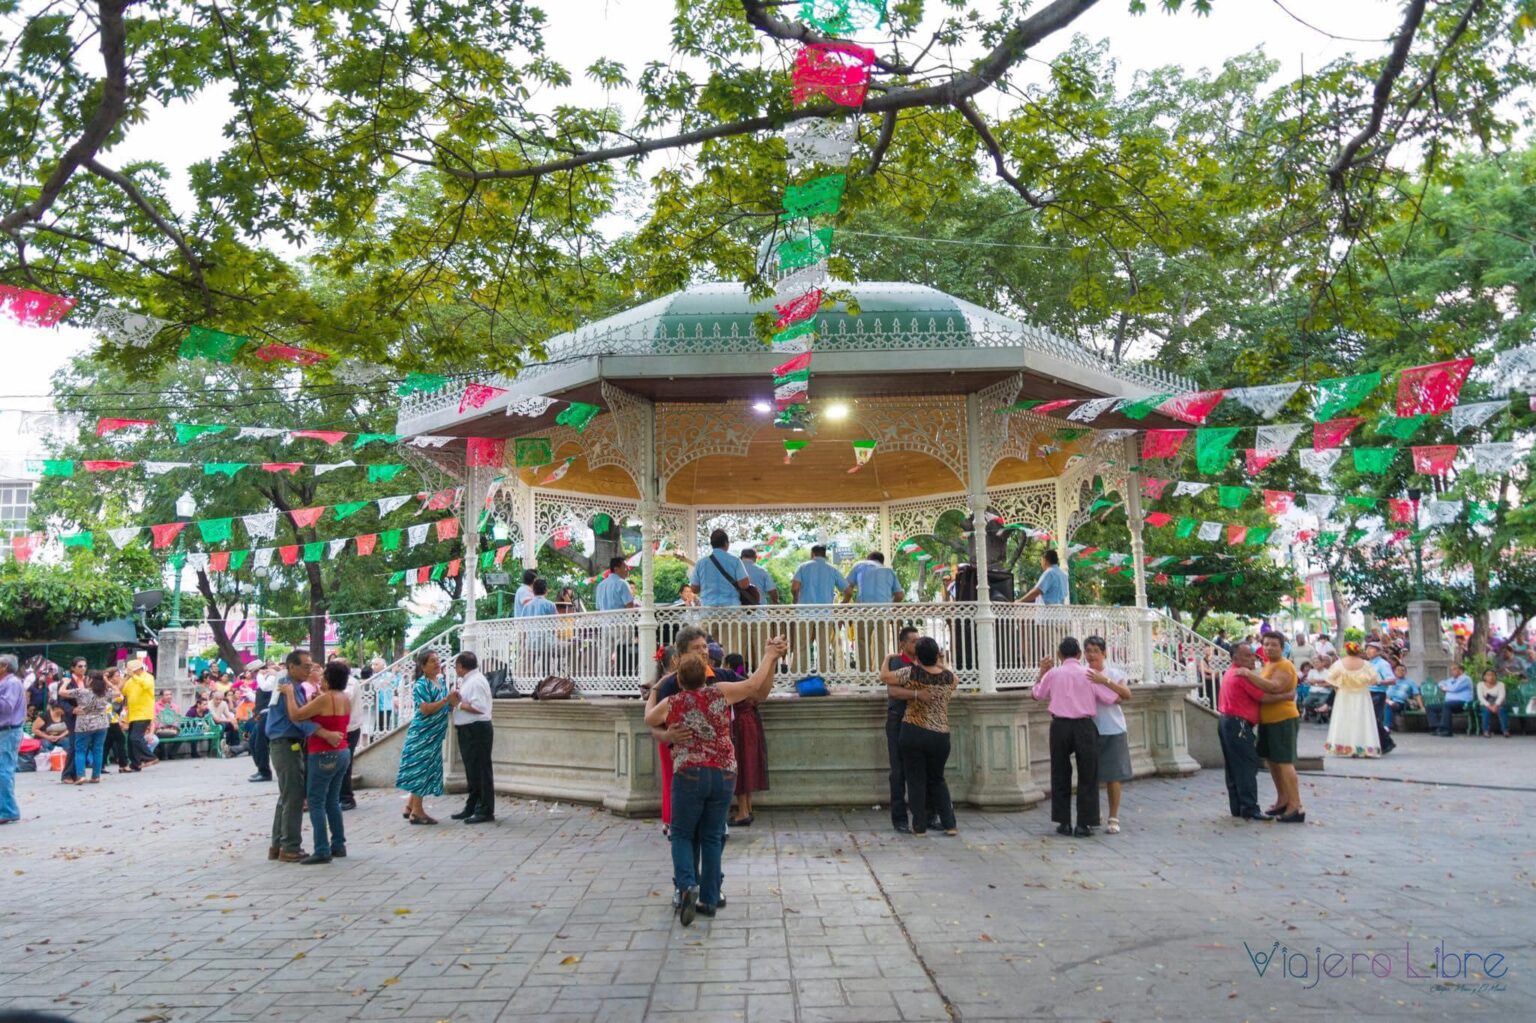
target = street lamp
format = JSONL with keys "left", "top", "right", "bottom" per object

{"left": 167, "top": 491, "right": 196, "bottom": 629}
{"left": 1407, "top": 487, "right": 1426, "bottom": 601}
{"left": 253, "top": 565, "right": 268, "bottom": 660}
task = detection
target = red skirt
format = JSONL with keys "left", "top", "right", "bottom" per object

{"left": 732, "top": 702, "right": 769, "bottom": 795}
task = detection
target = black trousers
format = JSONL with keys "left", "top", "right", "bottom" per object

{"left": 898, "top": 723, "right": 955, "bottom": 833}
{"left": 128, "top": 720, "right": 153, "bottom": 768}
{"left": 340, "top": 728, "right": 361, "bottom": 803}
{"left": 1369, "top": 691, "right": 1395, "bottom": 751}
{"left": 1428, "top": 700, "right": 1470, "bottom": 734}
{"left": 885, "top": 704, "right": 908, "bottom": 826}
{"left": 456, "top": 720, "right": 495, "bottom": 817}
{"left": 104, "top": 723, "right": 128, "bottom": 768}
{"left": 250, "top": 711, "right": 271, "bottom": 777}
{"left": 1048, "top": 717, "right": 1100, "bottom": 827}
{"left": 1217, "top": 714, "right": 1261, "bottom": 817}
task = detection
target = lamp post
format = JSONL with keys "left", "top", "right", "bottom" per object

{"left": 1407, "top": 488, "right": 1426, "bottom": 601}
{"left": 253, "top": 565, "right": 268, "bottom": 660}
{"left": 167, "top": 491, "right": 196, "bottom": 629}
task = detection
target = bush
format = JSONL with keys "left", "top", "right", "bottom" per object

{"left": 0, "top": 559, "right": 134, "bottom": 640}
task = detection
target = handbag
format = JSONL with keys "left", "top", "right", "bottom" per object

{"left": 533, "top": 675, "right": 576, "bottom": 701}
{"left": 794, "top": 675, "right": 830, "bottom": 698}
{"left": 709, "top": 552, "right": 761, "bottom": 606}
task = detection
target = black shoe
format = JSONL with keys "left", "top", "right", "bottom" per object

{"left": 717, "top": 896, "right": 726, "bottom": 909}
{"left": 1055, "top": 823, "right": 1072, "bottom": 835}
{"left": 450, "top": 808, "right": 476, "bottom": 820}
{"left": 464, "top": 814, "right": 495, "bottom": 824}
{"left": 695, "top": 904, "right": 717, "bottom": 918}
{"left": 892, "top": 821, "right": 912, "bottom": 834}
{"left": 678, "top": 886, "right": 698, "bottom": 926}
{"left": 248, "top": 773, "right": 272, "bottom": 782}
{"left": 1277, "top": 811, "right": 1306, "bottom": 824}
{"left": 300, "top": 853, "right": 332, "bottom": 865}
{"left": 1073, "top": 825, "right": 1093, "bottom": 837}
{"left": 928, "top": 816, "right": 942, "bottom": 830}
{"left": 1240, "top": 811, "right": 1271, "bottom": 821}
{"left": 332, "top": 844, "right": 347, "bottom": 857}
{"left": 340, "top": 801, "right": 357, "bottom": 812}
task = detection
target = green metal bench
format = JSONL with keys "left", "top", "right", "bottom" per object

{"left": 153, "top": 713, "right": 224, "bottom": 758}
{"left": 1419, "top": 681, "right": 1477, "bottom": 735}
{"left": 1501, "top": 681, "right": 1530, "bottom": 735}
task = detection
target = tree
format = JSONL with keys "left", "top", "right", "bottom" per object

{"left": 30, "top": 357, "right": 464, "bottom": 662}
{"left": 0, "top": 556, "right": 135, "bottom": 640}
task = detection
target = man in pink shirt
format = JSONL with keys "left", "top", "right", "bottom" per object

{"left": 1217, "top": 643, "right": 1293, "bottom": 820}
{"left": 1034, "top": 637, "right": 1120, "bottom": 836}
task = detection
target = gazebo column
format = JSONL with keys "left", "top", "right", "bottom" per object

{"left": 637, "top": 404, "right": 660, "bottom": 685}
{"left": 462, "top": 467, "right": 482, "bottom": 628}
{"left": 964, "top": 392, "right": 998, "bottom": 694}
{"left": 1122, "top": 437, "right": 1155, "bottom": 680}
{"left": 878, "top": 503, "right": 893, "bottom": 565}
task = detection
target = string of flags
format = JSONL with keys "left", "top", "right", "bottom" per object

{"left": 1139, "top": 477, "right": 1495, "bottom": 524}
{"left": 24, "top": 457, "right": 411, "bottom": 481}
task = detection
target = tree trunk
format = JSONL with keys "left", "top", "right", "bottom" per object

{"left": 304, "top": 560, "right": 327, "bottom": 658}
{"left": 1326, "top": 566, "right": 1349, "bottom": 640}
{"left": 195, "top": 570, "right": 246, "bottom": 669}
{"left": 1469, "top": 557, "right": 1491, "bottom": 658}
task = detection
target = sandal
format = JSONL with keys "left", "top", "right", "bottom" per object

{"left": 728, "top": 816, "right": 753, "bottom": 828}
{"left": 1106, "top": 817, "right": 1121, "bottom": 834}
{"left": 410, "top": 814, "right": 438, "bottom": 826}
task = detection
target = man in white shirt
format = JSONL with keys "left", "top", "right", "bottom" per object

{"left": 448, "top": 651, "right": 496, "bottom": 824}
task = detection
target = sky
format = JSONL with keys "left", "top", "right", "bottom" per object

{"left": 0, "top": 0, "right": 1404, "bottom": 465}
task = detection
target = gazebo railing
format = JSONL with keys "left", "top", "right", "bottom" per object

{"left": 353, "top": 626, "right": 459, "bottom": 749}
{"left": 435, "top": 603, "right": 1207, "bottom": 697}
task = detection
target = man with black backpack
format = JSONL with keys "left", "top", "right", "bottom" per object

{"left": 687, "top": 529, "right": 755, "bottom": 659}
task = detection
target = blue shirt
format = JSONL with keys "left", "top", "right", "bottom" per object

{"left": 594, "top": 573, "right": 635, "bottom": 611}
{"left": 1439, "top": 673, "right": 1473, "bottom": 702}
{"left": 1369, "top": 656, "right": 1394, "bottom": 681}
{"left": 846, "top": 559, "right": 878, "bottom": 591}
{"left": 793, "top": 557, "right": 848, "bottom": 604}
{"left": 263, "top": 682, "right": 320, "bottom": 740}
{"left": 1036, "top": 565, "right": 1068, "bottom": 605}
{"left": 856, "top": 565, "right": 901, "bottom": 604}
{"left": 1386, "top": 680, "right": 1419, "bottom": 703}
{"left": 525, "top": 597, "right": 558, "bottom": 617}
{"left": 689, "top": 549, "right": 748, "bottom": 607}
{"left": 742, "top": 560, "right": 777, "bottom": 598}
{"left": 512, "top": 584, "right": 533, "bottom": 618}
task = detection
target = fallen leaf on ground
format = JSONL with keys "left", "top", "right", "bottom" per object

{"left": 560, "top": 955, "right": 581, "bottom": 965}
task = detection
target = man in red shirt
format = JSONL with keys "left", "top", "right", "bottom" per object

{"left": 1217, "top": 643, "right": 1293, "bottom": 820}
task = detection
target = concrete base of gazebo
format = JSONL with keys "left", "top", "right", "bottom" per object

{"left": 356, "top": 685, "right": 1201, "bottom": 816}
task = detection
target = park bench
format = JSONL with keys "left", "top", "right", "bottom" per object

{"left": 1415, "top": 682, "right": 1478, "bottom": 736}
{"left": 153, "top": 712, "right": 224, "bottom": 758}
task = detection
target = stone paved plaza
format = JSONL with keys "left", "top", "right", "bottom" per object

{"left": 1, "top": 729, "right": 1532, "bottom": 1022}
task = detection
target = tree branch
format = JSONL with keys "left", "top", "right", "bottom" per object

{"left": 0, "top": 0, "right": 132, "bottom": 234}
{"left": 952, "top": 100, "right": 1052, "bottom": 208}
{"left": 82, "top": 157, "right": 214, "bottom": 316}
{"left": 865, "top": 110, "right": 897, "bottom": 176}
{"left": 445, "top": 0, "right": 1102, "bottom": 183}
{"left": 1326, "top": 0, "right": 1427, "bottom": 191}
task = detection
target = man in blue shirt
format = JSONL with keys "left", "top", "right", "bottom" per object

{"left": 595, "top": 558, "right": 638, "bottom": 679}
{"left": 740, "top": 549, "right": 778, "bottom": 605}
{"left": 1019, "top": 550, "right": 1068, "bottom": 605}
{"left": 852, "top": 552, "right": 905, "bottom": 670}
{"left": 512, "top": 568, "right": 536, "bottom": 618}
{"left": 1363, "top": 644, "right": 1396, "bottom": 753}
{"left": 266, "top": 650, "right": 343, "bottom": 862}
{"left": 1383, "top": 663, "right": 1421, "bottom": 731}
{"left": 1428, "top": 663, "right": 1474, "bottom": 736}
{"left": 793, "top": 545, "right": 850, "bottom": 673}
{"left": 688, "top": 529, "right": 751, "bottom": 607}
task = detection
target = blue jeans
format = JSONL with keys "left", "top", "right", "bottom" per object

{"left": 305, "top": 748, "right": 351, "bottom": 856}
{"left": 0, "top": 726, "right": 20, "bottom": 820}
{"left": 670, "top": 765, "right": 733, "bottom": 907}
{"left": 1482, "top": 705, "right": 1510, "bottom": 734}
{"left": 74, "top": 729, "right": 107, "bottom": 779}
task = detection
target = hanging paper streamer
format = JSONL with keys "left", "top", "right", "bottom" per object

{"left": 1176, "top": 518, "right": 1198, "bottom": 538}
{"left": 1253, "top": 423, "right": 1304, "bottom": 457}
{"left": 204, "top": 462, "right": 247, "bottom": 478}
{"left": 1386, "top": 498, "right": 1416, "bottom": 525}
{"left": 1305, "top": 494, "right": 1338, "bottom": 522}
{"left": 107, "top": 526, "right": 141, "bottom": 549}
{"left": 179, "top": 325, "right": 250, "bottom": 363}
{"left": 1450, "top": 400, "right": 1505, "bottom": 434}
{"left": 459, "top": 382, "right": 507, "bottom": 413}
{"left": 799, "top": 0, "right": 887, "bottom": 34}
{"left": 291, "top": 429, "right": 348, "bottom": 445}
{"left": 1173, "top": 481, "right": 1209, "bottom": 497}
{"left": 781, "top": 174, "right": 846, "bottom": 220}
{"left": 398, "top": 372, "right": 450, "bottom": 396}
{"left": 174, "top": 423, "right": 227, "bottom": 444}
{"left": 1375, "top": 414, "right": 1427, "bottom": 441}
{"left": 83, "top": 460, "right": 135, "bottom": 473}
{"left": 514, "top": 437, "right": 554, "bottom": 468}
{"left": 1067, "top": 397, "right": 1121, "bottom": 424}
{"left": 1226, "top": 524, "right": 1248, "bottom": 545}
{"left": 1141, "top": 429, "right": 1188, "bottom": 460}
{"left": 465, "top": 437, "right": 506, "bottom": 468}
{"left": 1313, "top": 418, "right": 1362, "bottom": 451}
{"left": 791, "top": 41, "right": 877, "bottom": 107}
{"left": 1351, "top": 447, "right": 1396, "bottom": 474}
{"left": 331, "top": 501, "right": 369, "bottom": 522}
{"left": 504, "top": 395, "right": 557, "bottom": 418}
{"left": 1263, "top": 490, "right": 1294, "bottom": 515}
{"left": 435, "top": 517, "right": 461, "bottom": 542}
{"left": 90, "top": 305, "right": 169, "bottom": 347}
{"left": 243, "top": 511, "right": 279, "bottom": 540}
{"left": 367, "top": 464, "right": 407, "bottom": 483}
{"left": 1194, "top": 427, "right": 1240, "bottom": 473}
{"left": 1227, "top": 382, "right": 1301, "bottom": 420}
{"left": 848, "top": 439, "right": 877, "bottom": 473}
{"left": 1469, "top": 501, "right": 1498, "bottom": 525}
{"left": 289, "top": 506, "right": 326, "bottom": 528}
{"left": 1159, "top": 390, "right": 1226, "bottom": 425}
{"left": 252, "top": 343, "right": 329, "bottom": 365}
{"left": 1469, "top": 442, "right": 1520, "bottom": 475}
{"left": 0, "top": 284, "right": 76, "bottom": 326}
{"left": 1423, "top": 500, "right": 1461, "bottom": 526}
{"left": 1119, "top": 394, "right": 1173, "bottom": 421}
{"left": 1141, "top": 477, "right": 1171, "bottom": 500}
{"left": 1299, "top": 448, "right": 1342, "bottom": 476}
{"left": 1410, "top": 445, "right": 1458, "bottom": 476}
{"left": 541, "top": 456, "right": 576, "bottom": 484}
{"left": 1197, "top": 521, "right": 1223, "bottom": 542}
{"left": 355, "top": 533, "right": 378, "bottom": 557}
{"left": 97, "top": 417, "right": 157, "bottom": 436}
{"left": 1244, "top": 449, "right": 1279, "bottom": 474}
{"left": 150, "top": 522, "right": 187, "bottom": 549}
{"left": 197, "top": 518, "right": 234, "bottom": 543}
{"left": 1217, "top": 485, "right": 1250, "bottom": 510}
{"left": 1397, "top": 358, "right": 1473, "bottom": 416}
{"left": 555, "top": 402, "right": 603, "bottom": 433}
{"left": 783, "top": 118, "right": 857, "bottom": 168}
{"left": 783, "top": 440, "right": 808, "bottom": 464}
{"left": 774, "top": 289, "right": 823, "bottom": 331}
{"left": 1313, "top": 372, "right": 1381, "bottom": 421}
{"left": 777, "top": 227, "right": 835, "bottom": 272}
{"left": 353, "top": 433, "right": 400, "bottom": 450}
{"left": 421, "top": 488, "right": 459, "bottom": 512}
{"left": 1145, "top": 511, "right": 1174, "bottom": 527}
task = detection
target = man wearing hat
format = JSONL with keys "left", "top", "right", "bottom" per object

{"left": 121, "top": 658, "right": 157, "bottom": 771}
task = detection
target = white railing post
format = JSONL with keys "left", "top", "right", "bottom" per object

{"left": 965, "top": 392, "right": 998, "bottom": 694}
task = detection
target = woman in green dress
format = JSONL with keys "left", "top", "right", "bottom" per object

{"left": 395, "top": 649, "right": 452, "bottom": 824}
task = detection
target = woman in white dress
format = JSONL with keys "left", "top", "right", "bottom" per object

{"left": 1324, "top": 642, "right": 1381, "bottom": 757}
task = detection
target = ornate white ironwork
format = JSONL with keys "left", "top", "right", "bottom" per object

{"left": 473, "top": 609, "right": 643, "bottom": 696}
{"left": 693, "top": 505, "right": 882, "bottom": 552}
{"left": 356, "top": 626, "right": 458, "bottom": 748}
{"left": 972, "top": 373, "right": 1025, "bottom": 481}
{"left": 986, "top": 481, "right": 1057, "bottom": 537}
{"left": 848, "top": 398, "right": 968, "bottom": 484}
{"left": 887, "top": 492, "right": 968, "bottom": 542}
{"left": 656, "top": 402, "right": 757, "bottom": 492}
{"left": 533, "top": 491, "right": 641, "bottom": 548}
